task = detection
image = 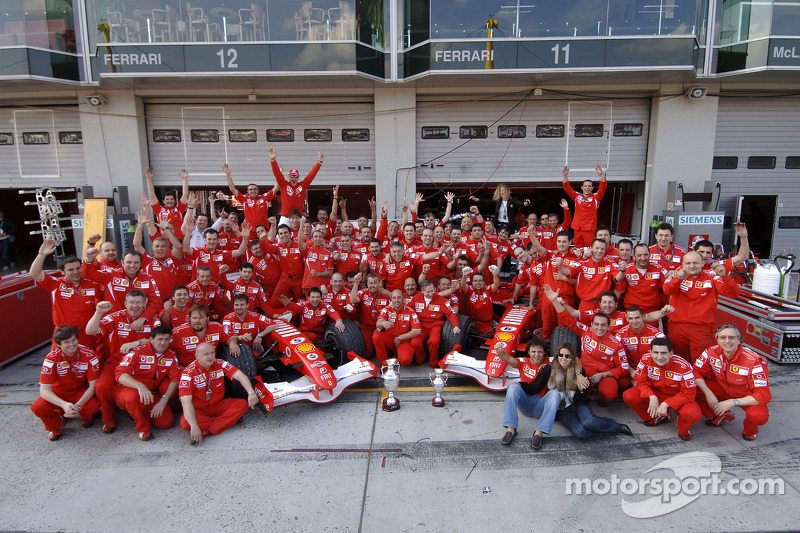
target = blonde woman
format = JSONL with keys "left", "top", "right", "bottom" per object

{"left": 469, "top": 183, "right": 530, "bottom": 233}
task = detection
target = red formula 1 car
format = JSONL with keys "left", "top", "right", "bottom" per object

{"left": 439, "top": 305, "right": 537, "bottom": 391}
{"left": 221, "top": 319, "right": 377, "bottom": 411}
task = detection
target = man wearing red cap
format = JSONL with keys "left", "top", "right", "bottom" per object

{"left": 269, "top": 147, "right": 323, "bottom": 226}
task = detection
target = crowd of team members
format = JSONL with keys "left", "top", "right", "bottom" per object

{"left": 28, "top": 152, "right": 771, "bottom": 448}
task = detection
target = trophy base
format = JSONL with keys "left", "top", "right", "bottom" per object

{"left": 382, "top": 398, "right": 400, "bottom": 412}
{"left": 432, "top": 397, "right": 445, "bottom": 408}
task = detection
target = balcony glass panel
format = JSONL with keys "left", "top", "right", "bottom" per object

{"left": 719, "top": 0, "right": 772, "bottom": 46}
{"left": 0, "top": 0, "right": 76, "bottom": 52}
{"left": 427, "top": 0, "right": 702, "bottom": 40}
{"left": 772, "top": 0, "right": 800, "bottom": 36}
{"left": 88, "top": 0, "right": 387, "bottom": 49}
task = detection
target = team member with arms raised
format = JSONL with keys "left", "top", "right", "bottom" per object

{"left": 562, "top": 164, "right": 607, "bottom": 248}
{"left": 544, "top": 285, "right": 630, "bottom": 406}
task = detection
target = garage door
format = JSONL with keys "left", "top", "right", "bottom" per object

{"left": 146, "top": 102, "right": 376, "bottom": 188}
{"left": 415, "top": 96, "right": 650, "bottom": 184}
{"left": 712, "top": 96, "right": 800, "bottom": 255}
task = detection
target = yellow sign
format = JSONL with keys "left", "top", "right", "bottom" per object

{"left": 82, "top": 198, "right": 108, "bottom": 257}
{"left": 495, "top": 332, "right": 514, "bottom": 341}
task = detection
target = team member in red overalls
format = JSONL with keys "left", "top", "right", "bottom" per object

{"left": 269, "top": 147, "right": 323, "bottom": 227}
{"left": 260, "top": 223, "right": 308, "bottom": 307}
{"left": 373, "top": 290, "right": 422, "bottom": 365}
{"left": 662, "top": 251, "right": 740, "bottom": 362}
{"left": 623, "top": 337, "right": 702, "bottom": 440}
{"left": 145, "top": 167, "right": 188, "bottom": 239}
{"left": 350, "top": 272, "right": 391, "bottom": 357}
{"left": 562, "top": 164, "right": 606, "bottom": 248}
{"left": 170, "top": 304, "right": 239, "bottom": 368}
{"left": 85, "top": 290, "right": 160, "bottom": 434}
{"left": 114, "top": 325, "right": 180, "bottom": 441}
{"left": 694, "top": 324, "right": 771, "bottom": 441}
{"left": 224, "top": 162, "right": 278, "bottom": 238}
{"left": 616, "top": 305, "right": 665, "bottom": 379}
{"left": 560, "top": 238, "right": 624, "bottom": 313}
{"left": 222, "top": 294, "right": 280, "bottom": 353}
{"left": 281, "top": 287, "right": 345, "bottom": 342}
{"left": 31, "top": 327, "right": 101, "bottom": 441}
{"left": 544, "top": 286, "right": 630, "bottom": 406}
{"left": 179, "top": 342, "right": 259, "bottom": 445}
{"left": 459, "top": 265, "right": 501, "bottom": 333}
{"left": 410, "top": 279, "right": 461, "bottom": 366}
{"left": 31, "top": 239, "right": 102, "bottom": 346}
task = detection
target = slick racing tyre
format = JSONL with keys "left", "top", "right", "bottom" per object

{"left": 220, "top": 344, "right": 258, "bottom": 399}
{"left": 550, "top": 326, "right": 581, "bottom": 360}
{"left": 440, "top": 314, "right": 474, "bottom": 357}
{"left": 324, "top": 319, "right": 367, "bottom": 368}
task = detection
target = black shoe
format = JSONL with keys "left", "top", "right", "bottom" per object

{"left": 679, "top": 432, "right": 692, "bottom": 441}
{"left": 501, "top": 429, "right": 517, "bottom": 445}
{"left": 530, "top": 433, "right": 543, "bottom": 450}
{"left": 81, "top": 420, "right": 95, "bottom": 428}
{"left": 742, "top": 432, "right": 757, "bottom": 441}
{"left": 102, "top": 423, "right": 116, "bottom": 434}
{"left": 618, "top": 424, "right": 633, "bottom": 436}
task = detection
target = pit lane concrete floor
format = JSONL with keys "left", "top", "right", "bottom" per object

{"left": 1, "top": 346, "right": 798, "bottom": 533}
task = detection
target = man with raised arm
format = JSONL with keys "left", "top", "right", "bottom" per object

{"left": 31, "top": 239, "right": 102, "bottom": 346}
{"left": 562, "top": 164, "right": 606, "bottom": 248}
{"left": 269, "top": 147, "right": 323, "bottom": 225}
{"left": 145, "top": 167, "right": 189, "bottom": 240}
{"left": 85, "top": 291, "right": 161, "bottom": 434}
{"left": 224, "top": 163, "right": 279, "bottom": 239}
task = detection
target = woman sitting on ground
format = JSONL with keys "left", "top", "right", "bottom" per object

{"left": 547, "top": 343, "right": 632, "bottom": 441}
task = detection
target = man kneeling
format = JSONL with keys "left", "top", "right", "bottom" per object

{"left": 622, "top": 337, "right": 701, "bottom": 440}
{"left": 179, "top": 342, "right": 259, "bottom": 445}
{"left": 114, "top": 325, "right": 180, "bottom": 442}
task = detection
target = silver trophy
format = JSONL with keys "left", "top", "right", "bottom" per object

{"left": 380, "top": 358, "right": 401, "bottom": 412}
{"left": 429, "top": 369, "right": 449, "bottom": 407}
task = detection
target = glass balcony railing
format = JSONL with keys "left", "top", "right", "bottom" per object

{"left": 0, "top": 0, "right": 79, "bottom": 81}
{"left": 88, "top": 0, "right": 387, "bottom": 50}
{"left": 0, "top": 0, "right": 77, "bottom": 52}
{"left": 402, "top": 0, "right": 706, "bottom": 49}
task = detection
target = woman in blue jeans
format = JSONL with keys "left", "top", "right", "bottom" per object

{"left": 498, "top": 339, "right": 562, "bottom": 450}
{"left": 548, "top": 343, "right": 632, "bottom": 440}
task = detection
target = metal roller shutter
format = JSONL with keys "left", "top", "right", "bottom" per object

{"left": 712, "top": 97, "right": 800, "bottom": 255}
{"left": 415, "top": 96, "right": 650, "bottom": 184}
{"left": 146, "top": 103, "right": 375, "bottom": 187}
{"left": 0, "top": 107, "right": 85, "bottom": 186}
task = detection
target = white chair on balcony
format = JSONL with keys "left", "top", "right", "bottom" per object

{"left": 151, "top": 8, "right": 174, "bottom": 42}
{"left": 187, "top": 3, "right": 213, "bottom": 41}
{"left": 239, "top": 3, "right": 265, "bottom": 41}
{"left": 328, "top": 1, "right": 355, "bottom": 40}
{"left": 298, "top": 1, "right": 326, "bottom": 40}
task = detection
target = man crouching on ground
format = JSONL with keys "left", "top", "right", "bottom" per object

{"left": 179, "top": 342, "right": 259, "bottom": 445}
